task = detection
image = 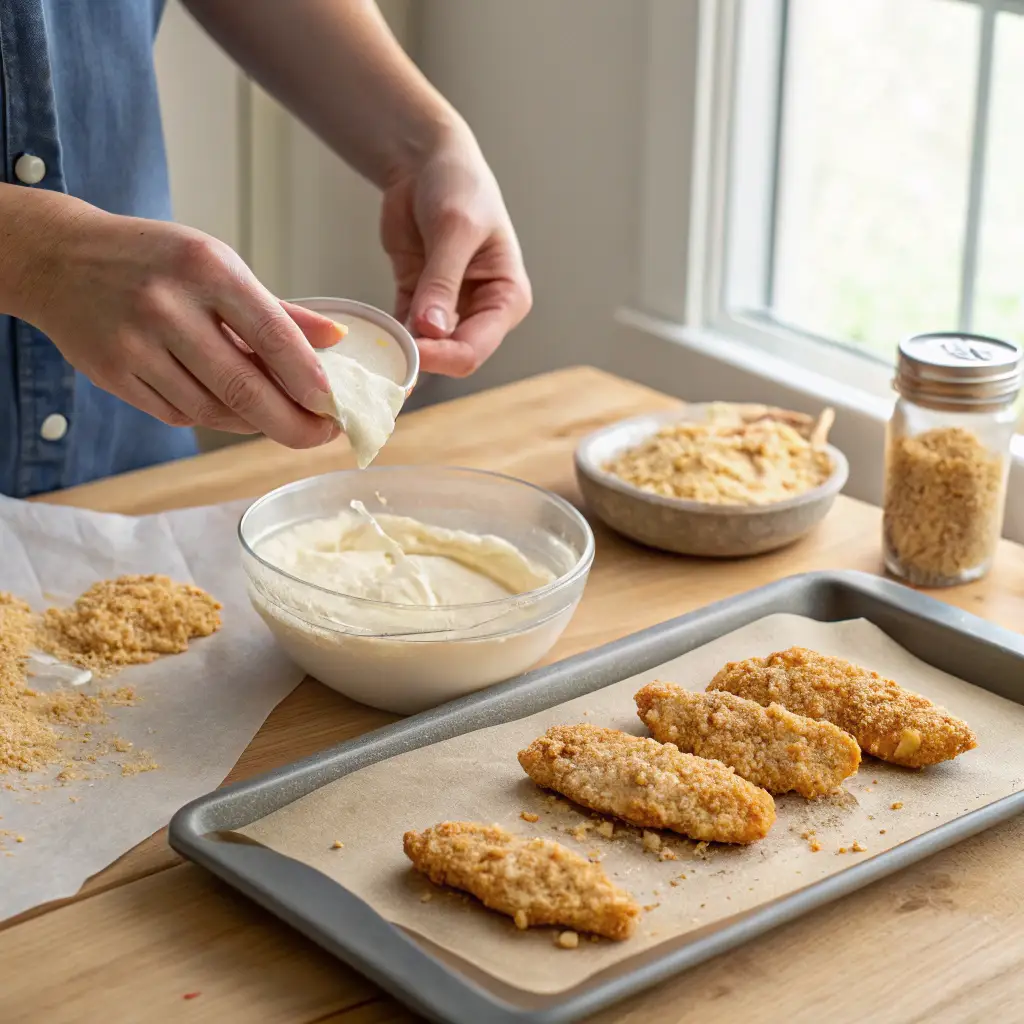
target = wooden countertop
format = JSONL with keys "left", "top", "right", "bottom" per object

{"left": 6, "top": 367, "right": 1024, "bottom": 1024}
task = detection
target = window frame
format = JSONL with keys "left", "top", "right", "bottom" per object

{"left": 623, "top": 0, "right": 1024, "bottom": 541}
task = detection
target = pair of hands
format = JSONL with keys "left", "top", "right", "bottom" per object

{"left": 28, "top": 125, "right": 531, "bottom": 449}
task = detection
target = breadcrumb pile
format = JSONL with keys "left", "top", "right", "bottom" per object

{"left": 604, "top": 409, "right": 834, "bottom": 506}
{"left": 0, "top": 575, "right": 221, "bottom": 779}
{"left": 884, "top": 426, "right": 1005, "bottom": 585}
{"left": 36, "top": 574, "right": 222, "bottom": 677}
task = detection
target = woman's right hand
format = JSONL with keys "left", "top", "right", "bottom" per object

{"left": 18, "top": 194, "right": 340, "bottom": 448}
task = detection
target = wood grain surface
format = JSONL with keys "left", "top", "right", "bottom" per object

{"left": 5, "top": 367, "right": 1024, "bottom": 1024}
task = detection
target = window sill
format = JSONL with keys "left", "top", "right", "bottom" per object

{"left": 611, "top": 306, "right": 1024, "bottom": 544}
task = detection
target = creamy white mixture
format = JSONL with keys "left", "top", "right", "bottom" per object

{"left": 316, "top": 316, "right": 410, "bottom": 468}
{"left": 248, "top": 504, "right": 578, "bottom": 714}
{"left": 317, "top": 351, "right": 406, "bottom": 468}
{"left": 255, "top": 503, "right": 554, "bottom": 634}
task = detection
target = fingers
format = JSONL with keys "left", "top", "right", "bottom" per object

{"left": 417, "top": 273, "right": 532, "bottom": 377}
{"left": 407, "top": 215, "right": 478, "bottom": 340}
{"left": 117, "top": 375, "right": 194, "bottom": 429}
{"left": 135, "top": 353, "right": 257, "bottom": 434}
{"left": 281, "top": 300, "right": 348, "bottom": 349}
{"left": 215, "top": 273, "right": 334, "bottom": 415}
{"left": 171, "top": 313, "right": 337, "bottom": 448}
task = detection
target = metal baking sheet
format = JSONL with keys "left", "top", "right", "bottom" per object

{"left": 169, "top": 570, "right": 1024, "bottom": 1024}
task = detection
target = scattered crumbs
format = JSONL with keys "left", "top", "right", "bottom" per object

{"left": 556, "top": 931, "right": 580, "bottom": 950}
{"left": 891, "top": 802, "right": 903, "bottom": 810}
{"left": 570, "top": 822, "right": 592, "bottom": 841}
{"left": 4, "top": 852, "right": 12, "bottom": 858}
{"left": 419, "top": 892, "right": 433, "bottom": 903}
{"left": 837, "top": 847, "right": 848, "bottom": 855}
{"left": 659, "top": 849, "right": 677, "bottom": 861}
{"left": 879, "top": 829, "right": 887, "bottom": 835}
{"left": 182, "top": 992, "right": 201, "bottom": 1001}
{"left": 643, "top": 903, "right": 660, "bottom": 913}
{"left": 112, "top": 738, "right": 133, "bottom": 753}
{"left": 121, "top": 757, "right": 158, "bottom": 777}
{"left": 868, "top": 815, "right": 875, "bottom": 821}
{"left": 587, "top": 850, "right": 602, "bottom": 862}
{"left": 863, "top": 787, "right": 874, "bottom": 793}
{"left": 520, "top": 812, "right": 539, "bottom": 823}
{"left": 15, "top": 836, "right": 24, "bottom": 843}
{"left": 810, "top": 841, "right": 822, "bottom": 853}
{"left": 590, "top": 935, "right": 600, "bottom": 944}
{"left": 852, "top": 842, "right": 867, "bottom": 853}
{"left": 693, "top": 841, "right": 711, "bottom": 859}
{"left": 669, "top": 879, "right": 681, "bottom": 887}
{"left": 873, "top": 779, "right": 879, "bottom": 784}
{"left": 700, "top": 903, "right": 706, "bottom": 909}
{"left": 678, "top": 872, "right": 687, "bottom": 880}
{"left": 331, "top": 840, "right": 344, "bottom": 850}
{"left": 596, "top": 821, "right": 615, "bottom": 839}
{"left": 642, "top": 830, "right": 662, "bottom": 854}
{"left": 68, "top": 795, "right": 79, "bottom": 803}
{"left": 514, "top": 910, "right": 529, "bottom": 931}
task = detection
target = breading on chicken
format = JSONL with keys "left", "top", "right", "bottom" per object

{"left": 517, "top": 723, "right": 775, "bottom": 844}
{"left": 635, "top": 681, "right": 861, "bottom": 798}
{"left": 402, "top": 821, "right": 640, "bottom": 940}
{"left": 708, "top": 646, "right": 977, "bottom": 767}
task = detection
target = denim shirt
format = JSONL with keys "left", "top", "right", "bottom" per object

{"left": 0, "top": 0, "right": 198, "bottom": 497}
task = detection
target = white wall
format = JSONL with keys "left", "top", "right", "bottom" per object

{"left": 416, "top": 0, "right": 650, "bottom": 401}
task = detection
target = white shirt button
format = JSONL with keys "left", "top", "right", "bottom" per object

{"left": 14, "top": 153, "right": 46, "bottom": 185}
{"left": 40, "top": 413, "right": 68, "bottom": 442}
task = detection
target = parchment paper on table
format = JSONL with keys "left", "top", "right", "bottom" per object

{"left": 0, "top": 495, "right": 304, "bottom": 921}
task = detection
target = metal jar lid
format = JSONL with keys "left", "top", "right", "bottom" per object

{"left": 894, "top": 332, "right": 1023, "bottom": 410}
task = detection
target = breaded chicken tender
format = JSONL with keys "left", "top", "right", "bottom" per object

{"left": 635, "top": 681, "right": 861, "bottom": 798}
{"left": 517, "top": 723, "right": 775, "bottom": 844}
{"left": 709, "top": 646, "right": 977, "bottom": 767}
{"left": 402, "top": 821, "right": 640, "bottom": 940}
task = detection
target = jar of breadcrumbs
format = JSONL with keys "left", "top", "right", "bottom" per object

{"left": 884, "top": 332, "right": 1021, "bottom": 587}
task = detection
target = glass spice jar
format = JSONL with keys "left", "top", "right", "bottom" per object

{"left": 883, "top": 332, "right": 1022, "bottom": 587}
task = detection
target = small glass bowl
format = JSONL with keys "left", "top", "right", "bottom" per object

{"left": 239, "top": 467, "right": 595, "bottom": 714}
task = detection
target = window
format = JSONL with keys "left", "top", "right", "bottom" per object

{"left": 711, "top": 0, "right": 1024, "bottom": 369}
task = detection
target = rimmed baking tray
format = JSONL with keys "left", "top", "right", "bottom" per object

{"left": 169, "top": 570, "right": 1024, "bottom": 1024}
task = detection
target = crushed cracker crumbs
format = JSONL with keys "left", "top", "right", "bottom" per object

{"left": 555, "top": 931, "right": 579, "bottom": 950}
{"left": 810, "top": 841, "right": 822, "bottom": 853}
{"left": 879, "top": 829, "right": 887, "bottom": 835}
{"left": 0, "top": 577, "right": 218, "bottom": 797}
{"left": 851, "top": 842, "right": 867, "bottom": 853}
{"left": 604, "top": 405, "right": 834, "bottom": 505}
{"left": 884, "top": 426, "right": 1005, "bottom": 586}
{"left": 514, "top": 910, "right": 529, "bottom": 931}
{"left": 331, "top": 840, "right": 344, "bottom": 849}
{"left": 643, "top": 903, "right": 660, "bottom": 913}
{"left": 892, "top": 802, "right": 904, "bottom": 810}
{"left": 520, "top": 811, "right": 539, "bottom": 823}
{"left": 642, "top": 830, "right": 662, "bottom": 854}
{"left": 596, "top": 821, "right": 615, "bottom": 839}
{"left": 36, "top": 574, "right": 222, "bottom": 676}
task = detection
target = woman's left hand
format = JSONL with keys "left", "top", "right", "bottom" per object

{"left": 380, "top": 123, "right": 532, "bottom": 377}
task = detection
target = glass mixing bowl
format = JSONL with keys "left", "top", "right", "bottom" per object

{"left": 238, "top": 467, "right": 595, "bottom": 714}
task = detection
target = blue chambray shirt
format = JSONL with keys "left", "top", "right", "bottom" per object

{"left": 0, "top": 0, "right": 198, "bottom": 497}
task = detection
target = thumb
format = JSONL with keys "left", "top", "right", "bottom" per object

{"left": 409, "top": 225, "right": 476, "bottom": 339}
{"left": 281, "top": 300, "right": 348, "bottom": 349}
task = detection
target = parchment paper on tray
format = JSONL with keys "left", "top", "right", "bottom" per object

{"left": 0, "top": 496, "right": 304, "bottom": 921}
{"left": 241, "top": 614, "right": 1024, "bottom": 996}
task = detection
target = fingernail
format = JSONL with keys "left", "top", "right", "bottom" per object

{"left": 332, "top": 320, "right": 349, "bottom": 340}
{"left": 306, "top": 388, "right": 337, "bottom": 418}
{"left": 424, "top": 306, "right": 449, "bottom": 333}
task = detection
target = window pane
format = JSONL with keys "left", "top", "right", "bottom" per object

{"left": 974, "top": 9, "right": 1024, "bottom": 346}
{"left": 770, "top": 0, "right": 977, "bottom": 361}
